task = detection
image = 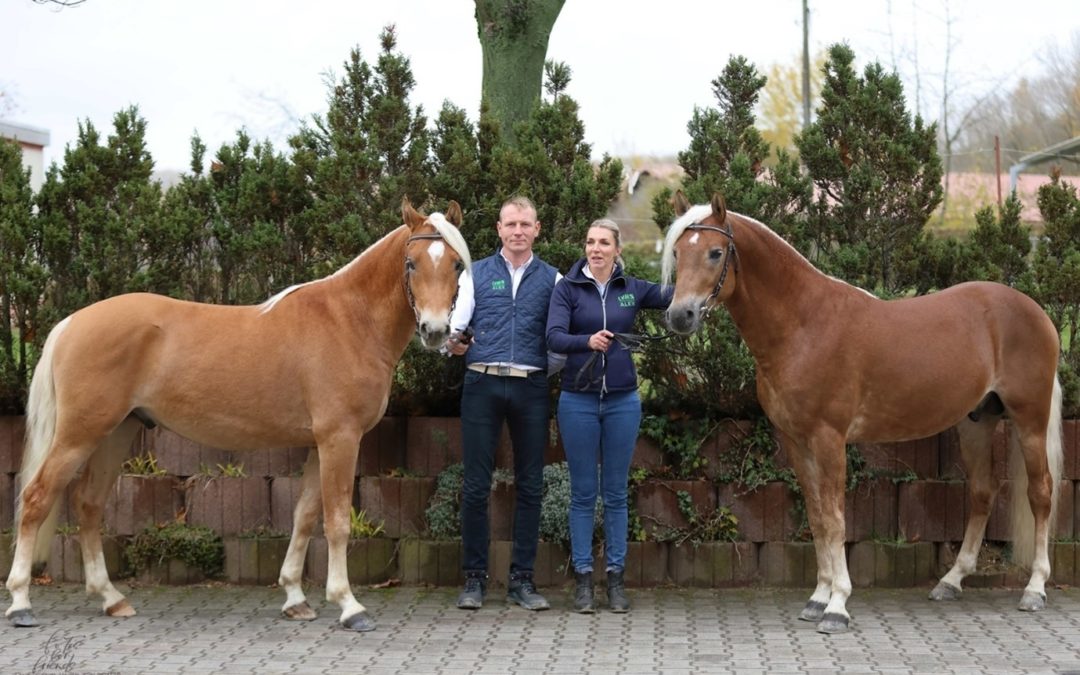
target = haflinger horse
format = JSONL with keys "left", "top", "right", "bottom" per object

{"left": 662, "top": 191, "right": 1063, "bottom": 634}
{"left": 5, "top": 198, "right": 471, "bottom": 632}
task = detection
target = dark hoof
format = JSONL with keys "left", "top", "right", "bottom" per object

{"left": 929, "top": 581, "right": 962, "bottom": 601}
{"left": 1018, "top": 591, "right": 1046, "bottom": 612}
{"left": 282, "top": 601, "right": 317, "bottom": 621}
{"left": 8, "top": 609, "right": 38, "bottom": 627}
{"left": 798, "top": 600, "right": 826, "bottom": 622}
{"left": 816, "top": 612, "right": 850, "bottom": 634}
{"left": 342, "top": 610, "right": 376, "bottom": 632}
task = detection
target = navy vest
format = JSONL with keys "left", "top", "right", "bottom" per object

{"left": 467, "top": 254, "right": 558, "bottom": 370}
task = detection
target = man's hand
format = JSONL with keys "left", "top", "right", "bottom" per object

{"left": 446, "top": 328, "right": 473, "bottom": 356}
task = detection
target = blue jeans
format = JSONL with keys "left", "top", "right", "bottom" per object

{"left": 557, "top": 389, "right": 641, "bottom": 573}
{"left": 460, "top": 369, "right": 549, "bottom": 576}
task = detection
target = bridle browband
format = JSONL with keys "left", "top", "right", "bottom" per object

{"left": 684, "top": 221, "right": 738, "bottom": 313}
{"left": 404, "top": 232, "right": 461, "bottom": 331}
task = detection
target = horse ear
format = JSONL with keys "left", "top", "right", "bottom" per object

{"left": 445, "top": 200, "right": 463, "bottom": 227}
{"left": 673, "top": 190, "right": 691, "bottom": 217}
{"left": 710, "top": 193, "right": 727, "bottom": 223}
{"left": 401, "top": 197, "right": 424, "bottom": 230}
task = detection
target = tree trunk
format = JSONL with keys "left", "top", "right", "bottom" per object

{"left": 474, "top": 0, "right": 566, "bottom": 146}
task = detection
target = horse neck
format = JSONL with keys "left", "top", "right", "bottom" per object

{"left": 724, "top": 217, "right": 826, "bottom": 356}
{"left": 325, "top": 226, "right": 416, "bottom": 355}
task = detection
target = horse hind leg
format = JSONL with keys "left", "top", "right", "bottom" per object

{"left": 6, "top": 438, "right": 100, "bottom": 626}
{"left": 279, "top": 450, "right": 321, "bottom": 621}
{"left": 72, "top": 418, "right": 142, "bottom": 617}
{"left": 1009, "top": 377, "right": 1063, "bottom": 612}
{"left": 930, "top": 416, "right": 999, "bottom": 601}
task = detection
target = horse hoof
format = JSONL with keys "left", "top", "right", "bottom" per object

{"left": 816, "top": 613, "right": 850, "bottom": 634}
{"left": 342, "top": 610, "right": 376, "bottom": 632}
{"left": 105, "top": 599, "right": 136, "bottom": 617}
{"left": 283, "top": 601, "right": 317, "bottom": 621}
{"left": 1018, "top": 591, "right": 1046, "bottom": 612}
{"left": 798, "top": 600, "right": 826, "bottom": 622}
{"left": 929, "top": 581, "right": 962, "bottom": 601}
{"left": 8, "top": 609, "right": 38, "bottom": 628}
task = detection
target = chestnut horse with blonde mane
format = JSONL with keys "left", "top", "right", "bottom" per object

{"left": 6, "top": 199, "right": 471, "bottom": 632}
{"left": 662, "top": 192, "right": 1063, "bottom": 634}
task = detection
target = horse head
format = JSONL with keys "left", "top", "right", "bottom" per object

{"left": 401, "top": 197, "right": 472, "bottom": 349}
{"left": 662, "top": 191, "right": 737, "bottom": 335}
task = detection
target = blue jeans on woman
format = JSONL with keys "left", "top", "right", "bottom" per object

{"left": 557, "top": 389, "right": 641, "bottom": 574}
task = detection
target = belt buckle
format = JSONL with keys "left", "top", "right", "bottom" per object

{"left": 497, "top": 365, "right": 511, "bottom": 377}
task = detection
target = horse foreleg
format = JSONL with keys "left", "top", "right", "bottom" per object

{"left": 73, "top": 419, "right": 141, "bottom": 617}
{"left": 781, "top": 432, "right": 832, "bottom": 623}
{"left": 316, "top": 430, "right": 374, "bottom": 632}
{"left": 932, "top": 418, "right": 997, "bottom": 601}
{"left": 280, "top": 450, "right": 322, "bottom": 621}
{"left": 805, "top": 431, "right": 851, "bottom": 634}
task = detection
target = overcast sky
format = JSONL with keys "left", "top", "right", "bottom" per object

{"left": 2, "top": 0, "right": 1077, "bottom": 172}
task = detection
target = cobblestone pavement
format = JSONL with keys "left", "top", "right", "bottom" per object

{"left": 2, "top": 582, "right": 1079, "bottom": 674}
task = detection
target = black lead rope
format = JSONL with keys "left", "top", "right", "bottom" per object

{"left": 571, "top": 330, "right": 676, "bottom": 391}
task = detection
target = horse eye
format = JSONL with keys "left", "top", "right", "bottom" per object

{"left": 709, "top": 248, "right": 724, "bottom": 261}
{"left": 405, "top": 258, "right": 416, "bottom": 272}
{"left": 454, "top": 259, "right": 465, "bottom": 273}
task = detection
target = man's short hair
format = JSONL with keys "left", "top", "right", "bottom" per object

{"left": 500, "top": 195, "right": 537, "bottom": 218}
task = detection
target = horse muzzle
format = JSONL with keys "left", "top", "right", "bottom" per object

{"left": 665, "top": 300, "right": 704, "bottom": 335}
{"left": 416, "top": 319, "right": 451, "bottom": 350}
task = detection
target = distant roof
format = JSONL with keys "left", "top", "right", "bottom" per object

{"left": 1009, "top": 136, "right": 1080, "bottom": 190}
{"left": 0, "top": 120, "right": 50, "bottom": 148}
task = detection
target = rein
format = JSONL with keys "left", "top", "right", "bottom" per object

{"left": 685, "top": 222, "right": 738, "bottom": 313}
{"left": 403, "top": 232, "right": 460, "bottom": 331}
{"left": 571, "top": 330, "right": 676, "bottom": 391}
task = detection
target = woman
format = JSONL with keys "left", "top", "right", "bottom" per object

{"left": 546, "top": 218, "right": 672, "bottom": 613}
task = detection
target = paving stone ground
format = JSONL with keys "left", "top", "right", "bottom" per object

{"left": 1, "top": 583, "right": 1078, "bottom": 674}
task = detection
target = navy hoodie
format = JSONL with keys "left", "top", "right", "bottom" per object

{"left": 546, "top": 258, "right": 673, "bottom": 394}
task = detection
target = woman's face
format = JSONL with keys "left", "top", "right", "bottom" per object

{"left": 585, "top": 226, "right": 621, "bottom": 276}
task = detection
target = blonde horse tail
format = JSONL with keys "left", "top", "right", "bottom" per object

{"left": 1009, "top": 375, "right": 1063, "bottom": 569}
{"left": 15, "top": 317, "right": 70, "bottom": 565}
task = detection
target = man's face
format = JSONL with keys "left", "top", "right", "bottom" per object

{"left": 496, "top": 203, "right": 540, "bottom": 256}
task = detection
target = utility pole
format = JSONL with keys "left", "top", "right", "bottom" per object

{"left": 802, "top": 0, "right": 811, "bottom": 129}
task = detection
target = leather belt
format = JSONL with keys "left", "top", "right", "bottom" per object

{"left": 468, "top": 364, "right": 532, "bottom": 378}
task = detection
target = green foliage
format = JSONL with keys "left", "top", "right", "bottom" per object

{"left": 349, "top": 507, "right": 386, "bottom": 538}
{"left": 795, "top": 44, "right": 943, "bottom": 294}
{"left": 0, "top": 139, "right": 44, "bottom": 412}
{"left": 35, "top": 107, "right": 163, "bottom": 325}
{"left": 1027, "top": 171, "right": 1080, "bottom": 415}
{"left": 216, "top": 462, "right": 246, "bottom": 478}
{"left": 715, "top": 417, "right": 796, "bottom": 492}
{"left": 125, "top": 522, "right": 224, "bottom": 578}
{"left": 673, "top": 491, "right": 739, "bottom": 545}
{"left": 121, "top": 453, "right": 166, "bottom": 476}
{"left": 289, "top": 26, "right": 431, "bottom": 275}
{"left": 424, "top": 462, "right": 464, "bottom": 539}
{"left": 638, "top": 415, "right": 718, "bottom": 479}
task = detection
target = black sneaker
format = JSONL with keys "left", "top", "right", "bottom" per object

{"left": 507, "top": 573, "right": 550, "bottom": 611}
{"left": 456, "top": 573, "right": 487, "bottom": 609}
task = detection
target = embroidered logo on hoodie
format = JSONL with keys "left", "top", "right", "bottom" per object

{"left": 618, "top": 292, "right": 636, "bottom": 308}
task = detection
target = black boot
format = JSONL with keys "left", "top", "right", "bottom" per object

{"left": 507, "top": 572, "right": 550, "bottom": 611}
{"left": 456, "top": 571, "right": 487, "bottom": 609}
{"left": 607, "top": 570, "right": 629, "bottom": 613}
{"left": 573, "top": 571, "right": 595, "bottom": 614}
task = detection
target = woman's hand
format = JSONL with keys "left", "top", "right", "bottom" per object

{"left": 588, "top": 329, "right": 614, "bottom": 352}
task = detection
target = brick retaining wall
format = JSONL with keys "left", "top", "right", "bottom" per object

{"left": 0, "top": 416, "right": 1077, "bottom": 588}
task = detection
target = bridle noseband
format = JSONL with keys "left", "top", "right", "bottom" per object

{"left": 404, "top": 232, "right": 461, "bottom": 330}
{"left": 684, "top": 221, "right": 738, "bottom": 313}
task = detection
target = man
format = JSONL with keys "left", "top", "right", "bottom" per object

{"left": 446, "top": 195, "right": 558, "bottom": 611}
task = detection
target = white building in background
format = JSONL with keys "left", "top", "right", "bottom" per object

{"left": 0, "top": 120, "right": 51, "bottom": 193}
